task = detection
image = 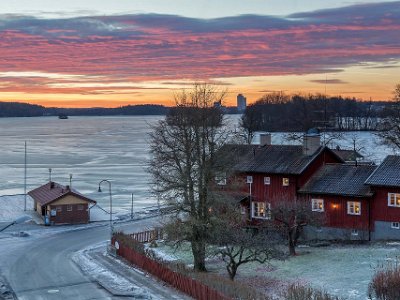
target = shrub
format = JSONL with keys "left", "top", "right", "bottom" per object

{"left": 369, "top": 263, "right": 400, "bottom": 300}
{"left": 283, "top": 283, "right": 342, "bottom": 300}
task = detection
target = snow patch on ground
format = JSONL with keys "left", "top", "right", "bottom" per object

{"left": 0, "top": 194, "right": 36, "bottom": 223}
{"left": 73, "top": 242, "right": 152, "bottom": 298}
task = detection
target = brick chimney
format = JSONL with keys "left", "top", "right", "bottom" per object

{"left": 303, "top": 130, "right": 321, "bottom": 156}
{"left": 259, "top": 133, "right": 271, "bottom": 146}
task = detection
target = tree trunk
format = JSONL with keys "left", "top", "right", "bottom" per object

{"left": 227, "top": 262, "right": 238, "bottom": 281}
{"left": 191, "top": 240, "right": 207, "bottom": 272}
{"left": 288, "top": 230, "right": 297, "bottom": 256}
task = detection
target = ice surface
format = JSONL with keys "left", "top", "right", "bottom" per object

{"left": 0, "top": 115, "right": 396, "bottom": 213}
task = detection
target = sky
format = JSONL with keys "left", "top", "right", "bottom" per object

{"left": 0, "top": 1, "right": 400, "bottom": 107}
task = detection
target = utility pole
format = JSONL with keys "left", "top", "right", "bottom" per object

{"left": 69, "top": 174, "right": 73, "bottom": 188}
{"left": 131, "top": 193, "right": 134, "bottom": 220}
{"left": 24, "top": 141, "right": 27, "bottom": 211}
{"left": 49, "top": 168, "right": 52, "bottom": 182}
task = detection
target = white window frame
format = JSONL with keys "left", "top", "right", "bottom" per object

{"left": 246, "top": 176, "right": 253, "bottom": 184}
{"left": 351, "top": 229, "right": 359, "bottom": 236}
{"left": 251, "top": 202, "right": 271, "bottom": 220}
{"left": 311, "top": 199, "right": 324, "bottom": 212}
{"left": 282, "top": 178, "right": 289, "bottom": 186}
{"left": 264, "top": 177, "right": 271, "bottom": 185}
{"left": 66, "top": 205, "right": 73, "bottom": 212}
{"left": 388, "top": 193, "right": 400, "bottom": 208}
{"left": 391, "top": 222, "right": 400, "bottom": 229}
{"left": 347, "top": 201, "right": 361, "bottom": 215}
{"left": 215, "top": 172, "right": 227, "bottom": 186}
{"left": 77, "top": 205, "right": 84, "bottom": 211}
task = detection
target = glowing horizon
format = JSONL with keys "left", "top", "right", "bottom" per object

{"left": 1, "top": 1, "right": 400, "bottom": 108}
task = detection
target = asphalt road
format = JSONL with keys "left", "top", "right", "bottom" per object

{"left": 0, "top": 218, "right": 168, "bottom": 300}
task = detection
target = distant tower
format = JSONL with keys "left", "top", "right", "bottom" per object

{"left": 237, "top": 94, "right": 247, "bottom": 112}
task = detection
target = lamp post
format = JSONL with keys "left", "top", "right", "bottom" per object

{"left": 98, "top": 180, "right": 113, "bottom": 239}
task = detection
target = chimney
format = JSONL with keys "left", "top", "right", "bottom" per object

{"left": 303, "top": 130, "right": 321, "bottom": 155}
{"left": 259, "top": 133, "right": 271, "bottom": 146}
{"left": 50, "top": 181, "right": 55, "bottom": 189}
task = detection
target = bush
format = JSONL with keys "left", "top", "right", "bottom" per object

{"left": 283, "top": 283, "right": 342, "bottom": 300}
{"left": 369, "top": 264, "right": 400, "bottom": 300}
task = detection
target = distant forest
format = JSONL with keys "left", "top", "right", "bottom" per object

{"left": 0, "top": 102, "right": 241, "bottom": 117}
{"left": 241, "top": 93, "right": 393, "bottom": 132}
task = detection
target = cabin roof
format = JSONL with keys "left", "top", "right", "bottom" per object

{"left": 28, "top": 182, "right": 96, "bottom": 206}
{"left": 299, "top": 164, "right": 376, "bottom": 197}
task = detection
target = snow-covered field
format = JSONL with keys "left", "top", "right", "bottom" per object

{"left": 151, "top": 241, "right": 400, "bottom": 300}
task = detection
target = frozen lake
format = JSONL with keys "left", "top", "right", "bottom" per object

{"left": 0, "top": 115, "right": 398, "bottom": 213}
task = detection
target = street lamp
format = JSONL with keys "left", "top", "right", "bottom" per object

{"left": 0, "top": 215, "right": 32, "bottom": 232}
{"left": 98, "top": 180, "right": 113, "bottom": 239}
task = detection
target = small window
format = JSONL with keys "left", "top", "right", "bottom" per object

{"left": 56, "top": 206, "right": 62, "bottom": 212}
{"left": 77, "top": 205, "right": 84, "bottom": 211}
{"left": 215, "top": 172, "right": 227, "bottom": 186}
{"left": 240, "top": 206, "right": 246, "bottom": 215}
{"left": 67, "top": 205, "right": 73, "bottom": 212}
{"left": 347, "top": 201, "right": 361, "bottom": 215}
{"left": 388, "top": 193, "right": 400, "bottom": 207}
{"left": 246, "top": 176, "right": 253, "bottom": 184}
{"left": 392, "top": 222, "right": 400, "bottom": 229}
{"left": 311, "top": 199, "right": 324, "bottom": 212}
{"left": 282, "top": 178, "right": 289, "bottom": 186}
{"left": 264, "top": 177, "right": 271, "bottom": 185}
{"left": 252, "top": 202, "right": 271, "bottom": 219}
{"left": 351, "top": 229, "right": 359, "bottom": 236}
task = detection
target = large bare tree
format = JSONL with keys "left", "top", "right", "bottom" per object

{"left": 378, "top": 84, "right": 400, "bottom": 150}
{"left": 149, "top": 83, "right": 230, "bottom": 271}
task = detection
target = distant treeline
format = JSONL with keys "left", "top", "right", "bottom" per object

{"left": 241, "top": 93, "right": 392, "bottom": 132}
{"left": 0, "top": 102, "right": 241, "bottom": 117}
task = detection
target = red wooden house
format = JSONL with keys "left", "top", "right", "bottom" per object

{"left": 365, "top": 155, "right": 400, "bottom": 240}
{"left": 233, "top": 133, "right": 344, "bottom": 221}
{"left": 298, "top": 164, "right": 376, "bottom": 240}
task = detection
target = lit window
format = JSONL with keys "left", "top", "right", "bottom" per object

{"left": 264, "top": 177, "right": 271, "bottom": 185}
{"left": 282, "top": 178, "right": 289, "bottom": 186}
{"left": 252, "top": 202, "right": 271, "bottom": 219}
{"left": 77, "top": 205, "right": 84, "bottom": 211}
{"left": 67, "top": 205, "right": 73, "bottom": 212}
{"left": 246, "top": 176, "right": 253, "bottom": 184}
{"left": 347, "top": 201, "right": 361, "bottom": 215}
{"left": 392, "top": 222, "right": 400, "bottom": 229}
{"left": 215, "top": 173, "right": 227, "bottom": 185}
{"left": 388, "top": 193, "right": 400, "bottom": 207}
{"left": 311, "top": 199, "right": 324, "bottom": 212}
{"left": 351, "top": 229, "right": 359, "bottom": 236}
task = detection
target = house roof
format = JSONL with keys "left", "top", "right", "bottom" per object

{"left": 332, "top": 149, "right": 363, "bottom": 162}
{"left": 28, "top": 182, "right": 96, "bottom": 206}
{"left": 234, "top": 145, "right": 343, "bottom": 175}
{"left": 299, "top": 164, "right": 376, "bottom": 197}
{"left": 365, "top": 155, "right": 400, "bottom": 187}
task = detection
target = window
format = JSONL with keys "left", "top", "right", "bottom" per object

{"left": 282, "top": 178, "right": 289, "bottom": 186}
{"left": 264, "top": 177, "right": 271, "bottom": 185}
{"left": 240, "top": 205, "right": 247, "bottom": 215}
{"left": 215, "top": 173, "right": 227, "bottom": 185}
{"left": 311, "top": 199, "right": 324, "bottom": 212}
{"left": 67, "top": 205, "right": 73, "bottom": 212}
{"left": 246, "top": 176, "right": 253, "bottom": 184}
{"left": 56, "top": 206, "right": 62, "bottom": 212}
{"left": 392, "top": 222, "right": 400, "bottom": 229}
{"left": 347, "top": 201, "right": 361, "bottom": 215}
{"left": 388, "top": 193, "right": 400, "bottom": 207}
{"left": 252, "top": 202, "right": 271, "bottom": 219}
{"left": 351, "top": 229, "right": 359, "bottom": 236}
{"left": 77, "top": 205, "right": 84, "bottom": 211}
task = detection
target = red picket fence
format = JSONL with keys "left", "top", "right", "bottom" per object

{"left": 129, "top": 228, "right": 162, "bottom": 243}
{"left": 113, "top": 235, "right": 231, "bottom": 300}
